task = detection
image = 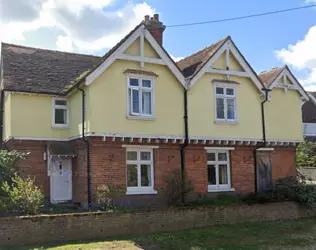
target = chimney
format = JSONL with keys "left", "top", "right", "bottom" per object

{"left": 142, "top": 14, "right": 166, "bottom": 46}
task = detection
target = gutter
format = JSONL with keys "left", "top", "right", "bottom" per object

{"left": 77, "top": 87, "right": 92, "bottom": 208}
{"left": 180, "top": 88, "right": 189, "bottom": 204}
{"left": 254, "top": 87, "right": 271, "bottom": 192}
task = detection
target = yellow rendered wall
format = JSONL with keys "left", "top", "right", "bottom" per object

{"left": 86, "top": 59, "right": 184, "bottom": 136}
{"left": 10, "top": 94, "right": 69, "bottom": 138}
{"left": 212, "top": 52, "right": 244, "bottom": 71}
{"left": 3, "top": 93, "right": 11, "bottom": 140}
{"left": 123, "top": 38, "right": 160, "bottom": 59}
{"left": 188, "top": 73, "right": 262, "bottom": 139}
{"left": 68, "top": 89, "right": 82, "bottom": 138}
{"left": 265, "top": 88, "right": 303, "bottom": 141}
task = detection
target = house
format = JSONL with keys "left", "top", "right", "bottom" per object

{"left": 0, "top": 14, "right": 308, "bottom": 207}
{"left": 302, "top": 92, "right": 316, "bottom": 140}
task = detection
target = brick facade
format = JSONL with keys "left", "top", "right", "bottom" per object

{"left": 5, "top": 138, "right": 297, "bottom": 206}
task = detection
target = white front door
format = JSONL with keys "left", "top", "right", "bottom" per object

{"left": 50, "top": 157, "right": 72, "bottom": 203}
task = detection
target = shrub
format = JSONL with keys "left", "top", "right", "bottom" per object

{"left": 95, "top": 184, "right": 124, "bottom": 209}
{"left": 296, "top": 140, "right": 316, "bottom": 168}
{"left": 0, "top": 150, "right": 27, "bottom": 189}
{"left": 164, "top": 169, "right": 193, "bottom": 206}
{"left": 2, "top": 175, "right": 44, "bottom": 215}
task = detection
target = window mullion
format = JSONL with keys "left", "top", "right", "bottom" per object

{"left": 139, "top": 88, "right": 142, "bottom": 115}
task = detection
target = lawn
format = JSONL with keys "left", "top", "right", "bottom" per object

{"left": 7, "top": 218, "right": 316, "bottom": 250}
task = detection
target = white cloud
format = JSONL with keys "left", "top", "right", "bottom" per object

{"left": 276, "top": 25, "right": 316, "bottom": 91}
{"left": 170, "top": 55, "right": 184, "bottom": 62}
{"left": 0, "top": 0, "right": 155, "bottom": 53}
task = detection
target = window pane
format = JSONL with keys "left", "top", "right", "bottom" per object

{"left": 142, "top": 79, "right": 151, "bottom": 88}
{"left": 131, "top": 89, "right": 139, "bottom": 113}
{"left": 227, "top": 98, "right": 235, "bottom": 120}
{"left": 207, "top": 164, "right": 216, "bottom": 185}
{"left": 219, "top": 164, "right": 228, "bottom": 184}
{"left": 55, "top": 100, "right": 67, "bottom": 106}
{"left": 129, "top": 78, "right": 139, "bottom": 87}
{"left": 140, "top": 151, "right": 151, "bottom": 161}
{"left": 127, "top": 164, "right": 138, "bottom": 187}
{"left": 226, "top": 88, "right": 235, "bottom": 96}
{"left": 142, "top": 92, "right": 152, "bottom": 115}
{"left": 216, "top": 98, "right": 225, "bottom": 119}
{"left": 127, "top": 151, "right": 137, "bottom": 161}
{"left": 141, "top": 164, "right": 152, "bottom": 187}
{"left": 218, "top": 152, "right": 227, "bottom": 161}
{"left": 216, "top": 87, "right": 224, "bottom": 95}
{"left": 55, "top": 109, "right": 67, "bottom": 124}
{"left": 207, "top": 152, "right": 215, "bottom": 161}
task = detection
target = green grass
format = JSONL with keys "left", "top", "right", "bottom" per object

{"left": 7, "top": 218, "right": 316, "bottom": 250}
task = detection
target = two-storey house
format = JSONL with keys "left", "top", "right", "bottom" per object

{"left": 0, "top": 14, "right": 308, "bottom": 207}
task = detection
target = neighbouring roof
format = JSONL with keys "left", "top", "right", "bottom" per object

{"left": 1, "top": 43, "right": 102, "bottom": 95}
{"left": 177, "top": 37, "right": 228, "bottom": 78}
{"left": 258, "top": 67, "right": 284, "bottom": 87}
{"left": 47, "top": 142, "right": 77, "bottom": 156}
{"left": 302, "top": 92, "right": 316, "bottom": 123}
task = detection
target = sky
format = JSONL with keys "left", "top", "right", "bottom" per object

{"left": 0, "top": 0, "right": 316, "bottom": 90}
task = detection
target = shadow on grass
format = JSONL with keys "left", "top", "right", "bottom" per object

{"left": 5, "top": 218, "right": 316, "bottom": 250}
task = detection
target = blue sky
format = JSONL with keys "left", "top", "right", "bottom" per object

{"left": 0, "top": 0, "right": 315, "bottom": 90}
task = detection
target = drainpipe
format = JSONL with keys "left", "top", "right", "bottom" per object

{"left": 254, "top": 87, "right": 271, "bottom": 192}
{"left": 180, "top": 88, "right": 189, "bottom": 204}
{"left": 77, "top": 87, "right": 92, "bottom": 208}
{"left": 0, "top": 89, "right": 4, "bottom": 148}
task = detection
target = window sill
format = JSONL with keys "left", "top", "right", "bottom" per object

{"left": 214, "top": 120, "right": 238, "bottom": 125}
{"left": 127, "top": 115, "right": 155, "bottom": 121}
{"left": 52, "top": 124, "right": 69, "bottom": 129}
{"left": 126, "top": 189, "right": 158, "bottom": 195}
{"left": 208, "top": 188, "right": 235, "bottom": 193}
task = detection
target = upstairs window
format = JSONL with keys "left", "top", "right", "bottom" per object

{"left": 215, "top": 85, "right": 237, "bottom": 122}
{"left": 53, "top": 98, "right": 68, "bottom": 127}
{"left": 128, "top": 76, "right": 154, "bottom": 118}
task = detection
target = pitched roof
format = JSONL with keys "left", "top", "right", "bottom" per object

{"left": 302, "top": 92, "right": 316, "bottom": 123}
{"left": 258, "top": 67, "right": 284, "bottom": 87}
{"left": 177, "top": 37, "right": 228, "bottom": 78}
{"left": 1, "top": 43, "right": 102, "bottom": 95}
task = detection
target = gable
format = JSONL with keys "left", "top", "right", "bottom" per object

{"left": 86, "top": 24, "right": 185, "bottom": 87}
{"left": 188, "top": 38, "right": 264, "bottom": 93}
{"left": 123, "top": 38, "right": 160, "bottom": 59}
{"left": 269, "top": 67, "right": 309, "bottom": 100}
{"left": 212, "top": 50, "right": 244, "bottom": 71}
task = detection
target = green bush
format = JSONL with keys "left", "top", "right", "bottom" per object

{"left": 296, "top": 140, "right": 316, "bottom": 168}
{"left": 0, "top": 150, "right": 26, "bottom": 190}
{"left": 164, "top": 169, "right": 194, "bottom": 206}
{"left": 2, "top": 175, "right": 44, "bottom": 215}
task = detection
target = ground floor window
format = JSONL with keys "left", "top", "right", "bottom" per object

{"left": 126, "top": 147, "right": 156, "bottom": 195}
{"left": 206, "top": 150, "right": 232, "bottom": 192}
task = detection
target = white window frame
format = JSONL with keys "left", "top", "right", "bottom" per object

{"left": 126, "top": 74, "right": 155, "bottom": 120}
{"left": 214, "top": 83, "right": 237, "bottom": 123}
{"left": 126, "top": 147, "right": 157, "bottom": 195}
{"left": 52, "top": 97, "right": 69, "bottom": 128}
{"left": 206, "top": 149, "right": 234, "bottom": 192}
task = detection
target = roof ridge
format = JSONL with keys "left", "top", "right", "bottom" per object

{"left": 178, "top": 36, "right": 229, "bottom": 63}
{"left": 1, "top": 42, "right": 102, "bottom": 59}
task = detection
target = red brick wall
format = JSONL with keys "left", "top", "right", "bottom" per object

{"left": 0, "top": 202, "right": 314, "bottom": 247}
{"left": 271, "top": 147, "right": 297, "bottom": 180}
{"left": 231, "top": 147, "right": 255, "bottom": 193}
{"left": 6, "top": 140, "right": 50, "bottom": 199}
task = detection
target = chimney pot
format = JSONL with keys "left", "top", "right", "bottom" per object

{"left": 153, "top": 14, "right": 159, "bottom": 21}
{"left": 144, "top": 15, "right": 149, "bottom": 22}
{"left": 143, "top": 14, "right": 166, "bottom": 46}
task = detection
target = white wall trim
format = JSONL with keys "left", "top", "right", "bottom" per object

{"left": 207, "top": 68, "right": 249, "bottom": 78}
{"left": 8, "top": 136, "right": 69, "bottom": 141}
{"left": 256, "top": 148, "right": 275, "bottom": 151}
{"left": 122, "top": 145, "right": 159, "bottom": 149}
{"left": 204, "top": 147, "right": 235, "bottom": 150}
{"left": 85, "top": 24, "right": 186, "bottom": 88}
